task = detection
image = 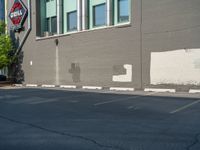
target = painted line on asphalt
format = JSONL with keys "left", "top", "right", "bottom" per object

{"left": 29, "top": 99, "right": 59, "bottom": 104}
{"left": 170, "top": 100, "right": 200, "bottom": 114}
{"left": 94, "top": 92, "right": 157, "bottom": 106}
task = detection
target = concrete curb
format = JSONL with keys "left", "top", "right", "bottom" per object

{"left": 13, "top": 84, "right": 200, "bottom": 94}
{"left": 110, "top": 87, "right": 135, "bottom": 91}
{"left": 14, "top": 84, "right": 23, "bottom": 87}
{"left": 41, "top": 85, "right": 56, "bottom": 88}
{"left": 26, "top": 84, "right": 38, "bottom": 87}
{"left": 189, "top": 89, "right": 200, "bottom": 94}
{"left": 82, "top": 86, "right": 103, "bottom": 90}
{"left": 60, "top": 85, "right": 77, "bottom": 89}
{"left": 144, "top": 88, "right": 176, "bottom": 93}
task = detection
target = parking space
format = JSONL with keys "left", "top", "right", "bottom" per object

{"left": 0, "top": 88, "right": 200, "bottom": 150}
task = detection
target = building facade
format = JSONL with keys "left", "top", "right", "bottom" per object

{"left": 6, "top": 0, "right": 200, "bottom": 91}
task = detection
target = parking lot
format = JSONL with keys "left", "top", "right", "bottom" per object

{"left": 0, "top": 87, "right": 200, "bottom": 150}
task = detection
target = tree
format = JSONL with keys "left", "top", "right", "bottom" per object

{"left": 0, "top": 21, "right": 13, "bottom": 69}
{"left": 0, "top": 21, "right": 6, "bottom": 34}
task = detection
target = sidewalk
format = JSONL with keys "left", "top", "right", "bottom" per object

{"left": 0, "top": 81, "right": 14, "bottom": 88}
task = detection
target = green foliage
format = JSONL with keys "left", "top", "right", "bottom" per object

{"left": 0, "top": 22, "right": 14, "bottom": 69}
{"left": 0, "top": 21, "right": 6, "bottom": 34}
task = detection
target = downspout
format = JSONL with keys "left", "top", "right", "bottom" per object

{"left": 14, "top": 0, "right": 32, "bottom": 56}
{"left": 140, "top": 0, "right": 143, "bottom": 89}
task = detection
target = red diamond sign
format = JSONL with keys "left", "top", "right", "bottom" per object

{"left": 9, "top": 0, "right": 28, "bottom": 31}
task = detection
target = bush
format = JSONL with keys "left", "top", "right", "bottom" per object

{"left": 0, "top": 21, "right": 14, "bottom": 70}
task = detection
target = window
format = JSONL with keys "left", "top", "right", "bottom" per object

{"left": 51, "top": 16, "right": 57, "bottom": 34}
{"left": 93, "top": 3, "right": 106, "bottom": 27}
{"left": 63, "top": 0, "right": 78, "bottom": 33}
{"left": 46, "top": 18, "right": 50, "bottom": 32}
{"left": 36, "top": 0, "right": 57, "bottom": 37}
{"left": 67, "top": 11, "right": 77, "bottom": 31}
{"left": 36, "top": 0, "right": 131, "bottom": 37}
{"left": 45, "top": 17, "right": 57, "bottom": 34}
{"left": 118, "top": 0, "right": 129, "bottom": 23}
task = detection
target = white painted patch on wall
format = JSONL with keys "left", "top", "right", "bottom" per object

{"left": 112, "top": 64, "right": 132, "bottom": 82}
{"left": 151, "top": 49, "right": 200, "bottom": 85}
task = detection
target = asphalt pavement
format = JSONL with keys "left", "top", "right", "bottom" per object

{"left": 0, "top": 87, "right": 200, "bottom": 150}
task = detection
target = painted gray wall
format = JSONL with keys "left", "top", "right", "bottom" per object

{"left": 8, "top": 0, "right": 200, "bottom": 90}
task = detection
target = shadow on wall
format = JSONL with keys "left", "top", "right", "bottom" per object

{"left": 69, "top": 63, "right": 81, "bottom": 83}
{"left": 9, "top": 30, "right": 24, "bottom": 84}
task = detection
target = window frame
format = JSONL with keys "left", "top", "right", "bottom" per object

{"left": 67, "top": 10, "right": 78, "bottom": 32}
{"left": 92, "top": 3, "right": 107, "bottom": 27}
{"left": 51, "top": 16, "right": 57, "bottom": 34}
{"left": 36, "top": 0, "right": 132, "bottom": 39}
{"left": 117, "top": 0, "right": 129, "bottom": 23}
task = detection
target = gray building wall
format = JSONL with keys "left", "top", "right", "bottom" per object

{"left": 8, "top": 0, "right": 200, "bottom": 90}
{"left": 142, "top": 0, "right": 200, "bottom": 90}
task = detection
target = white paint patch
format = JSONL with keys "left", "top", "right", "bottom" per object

{"left": 60, "top": 85, "right": 77, "bottom": 89}
{"left": 110, "top": 87, "right": 134, "bottom": 91}
{"left": 112, "top": 64, "right": 132, "bottom": 82}
{"left": 82, "top": 86, "right": 103, "bottom": 90}
{"left": 26, "top": 84, "right": 38, "bottom": 87}
{"left": 151, "top": 49, "right": 200, "bottom": 85}
{"left": 41, "top": 85, "right": 56, "bottom": 88}
{"left": 189, "top": 89, "right": 200, "bottom": 94}
{"left": 14, "top": 84, "right": 23, "bottom": 87}
{"left": 144, "top": 88, "right": 176, "bottom": 93}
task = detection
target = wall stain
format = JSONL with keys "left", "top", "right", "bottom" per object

{"left": 69, "top": 63, "right": 81, "bottom": 83}
{"left": 113, "top": 65, "right": 126, "bottom": 75}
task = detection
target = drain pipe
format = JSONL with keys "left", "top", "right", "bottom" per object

{"left": 14, "top": 0, "right": 32, "bottom": 56}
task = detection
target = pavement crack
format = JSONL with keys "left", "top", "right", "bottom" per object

{"left": 186, "top": 132, "right": 200, "bottom": 150}
{"left": 0, "top": 114, "right": 124, "bottom": 150}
